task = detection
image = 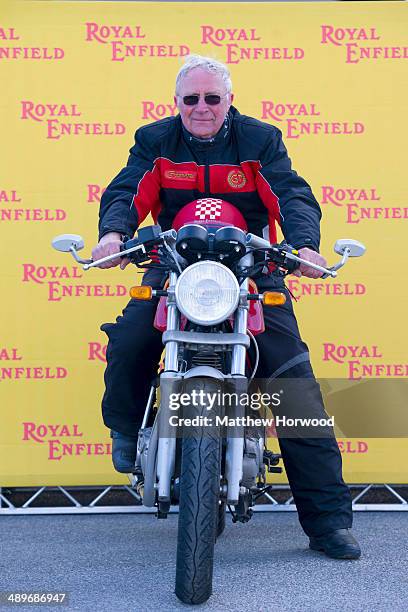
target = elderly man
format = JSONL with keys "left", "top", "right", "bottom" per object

{"left": 93, "top": 55, "right": 360, "bottom": 560}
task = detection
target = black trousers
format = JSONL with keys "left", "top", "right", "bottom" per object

{"left": 101, "top": 270, "right": 352, "bottom": 537}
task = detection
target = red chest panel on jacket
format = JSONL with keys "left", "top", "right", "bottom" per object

{"left": 158, "top": 159, "right": 259, "bottom": 195}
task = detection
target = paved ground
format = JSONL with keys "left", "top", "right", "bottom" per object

{"left": 0, "top": 512, "right": 407, "bottom": 611}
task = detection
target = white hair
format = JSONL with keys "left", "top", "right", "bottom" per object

{"left": 175, "top": 54, "right": 232, "bottom": 95}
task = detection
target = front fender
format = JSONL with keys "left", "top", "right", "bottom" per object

{"left": 183, "top": 366, "right": 225, "bottom": 380}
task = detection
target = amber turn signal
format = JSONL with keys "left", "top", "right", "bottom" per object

{"left": 263, "top": 291, "right": 286, "bottom": 306}
{"left": 129, "top": 285, "right": 152, "bottom": 300}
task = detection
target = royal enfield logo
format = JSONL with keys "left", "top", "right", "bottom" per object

{"left": 164, "top": 170, "right": 197, "bottom": 181}
{"left": 286, "top": 279, "right": 366, "bottom": 301}
{"left": 322, "top": 186, "right": 380, "bottom": 207}
{"left": 0, "top": 346, "right": 67, "bottom": 381}
{"left": 320, "top": 25, "right": 408, "bottom": 64}
{"left": 87, "top": 184, "right": 106, "bottom": 203}
{"left": 0, "top": 188, "right": 66, "bottom": 222}
{"left": 260, "top": 101, "right": 364, "bottom": 139}
{"left": 141, "top": 101, "right": 177, "bottom": 121}
{"left": 22, "top": 421, "right": 111, "bottom": 461}
{"left": 85, "top": 22, "right": 189, "bottom": 62}
{"left": 0, "top": 26, "right": 64, "bottom": 60}
{"left": 321, "top": 185, "right": 407, "bottom": 224}
{"left": 337, "top": 440, "right": 368, "bottom": 454}
{"left": 227, "top": 169, "right": 247, "bottom": 189}
{"left": 20, "top": 101, "right": 126, "bottom": 140}
{"left": 323, "top": 343, "right": 408, "bottom": 380}
{"left": 0, "top": 189, "right": 21, "bottom": 203}
{"left": 88, "top": 342, "right": 107, "bottom": 362}
{"left": 200, "top": 25, "right": 304, "bottom": 64}
{"left": 22, "top": 264, "right": 127, "bottom": 302}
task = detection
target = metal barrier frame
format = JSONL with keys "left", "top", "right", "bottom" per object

{"left": 1, "top": 484, "right": 407, "bottom": 515}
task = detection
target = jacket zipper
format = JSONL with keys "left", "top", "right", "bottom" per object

{"left": 204, "top": 153, "right": 210, "bottom": 195}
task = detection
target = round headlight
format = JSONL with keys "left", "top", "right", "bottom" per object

{"left": 175, "top": 261, "right": 240, "bottom": 326}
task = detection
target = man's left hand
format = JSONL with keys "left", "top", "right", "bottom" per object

{"left": 293, "top": 247, "right": 327, "bottom": 279}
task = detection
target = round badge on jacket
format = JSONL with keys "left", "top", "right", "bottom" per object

{"left": 227, "top": 169, "right": 247, "bottom": 189}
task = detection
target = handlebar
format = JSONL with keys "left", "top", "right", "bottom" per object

{"left": 83, "top": 242, "right": 146, "bottom": 271}
{"left": 68, "top": 228, "right": 177, "bottom": 270}
{"left": 245, "top": 233, "right": 339, "bottom": 278}
{"left": 52, "top": 228, "right": 364, "bottom": 278}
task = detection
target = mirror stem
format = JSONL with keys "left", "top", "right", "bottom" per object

{"left": 69, "top": 246, "right": 93, "bottom": 265}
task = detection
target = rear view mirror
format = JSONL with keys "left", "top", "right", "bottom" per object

{"left": 52, "top": 234, "right": 85, "bottom": 253}
{"left": 334, "top": 239, "right": 366, "bottom": 258}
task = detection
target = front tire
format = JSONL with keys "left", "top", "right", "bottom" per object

{"left": 175, "top": 380, "right": 221, "bottom": 605}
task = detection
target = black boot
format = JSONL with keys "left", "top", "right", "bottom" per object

{"left": 110, "top": 430, "right": 137, "bottom": 473}
{"left": 309, "top": 529, "right": 361, "bottom": 559}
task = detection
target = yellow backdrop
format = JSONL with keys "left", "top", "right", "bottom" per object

{"left": 0, "top": 1, "right": 407, "bottom": 486}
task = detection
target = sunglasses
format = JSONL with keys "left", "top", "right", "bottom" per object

{"left": 182, "top": 94, "right": 227, "bottom": 106}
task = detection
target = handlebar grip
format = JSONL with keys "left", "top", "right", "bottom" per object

{"left": 246, "top": 233, "right": 272, "bottom": 249}
{"left": 283, "top": 257, "right": 300, "bottom": 274}
{"left": 121, "top": 237, "right": 140, "bottom": 252}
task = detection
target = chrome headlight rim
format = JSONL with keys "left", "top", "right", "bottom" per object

{"left": 175, "top": 261, "right": 240, "bottom": 326}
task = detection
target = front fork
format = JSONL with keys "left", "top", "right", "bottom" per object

{"left": 155, "top": 270, "right": 251, "bottom": 506}
{"left": 156, "top": 272, "right": 179, "bottom": 502}
{"left": 225, "top": 277, "right": 249, "bottom": 505}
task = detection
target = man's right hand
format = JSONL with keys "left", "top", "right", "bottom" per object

{"left": 91, "top": 232, "right": 130, "bottom": 269}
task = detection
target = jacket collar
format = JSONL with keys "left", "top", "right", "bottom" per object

{"left": 181, "top": 107, "right": 237, "bottom": 150}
